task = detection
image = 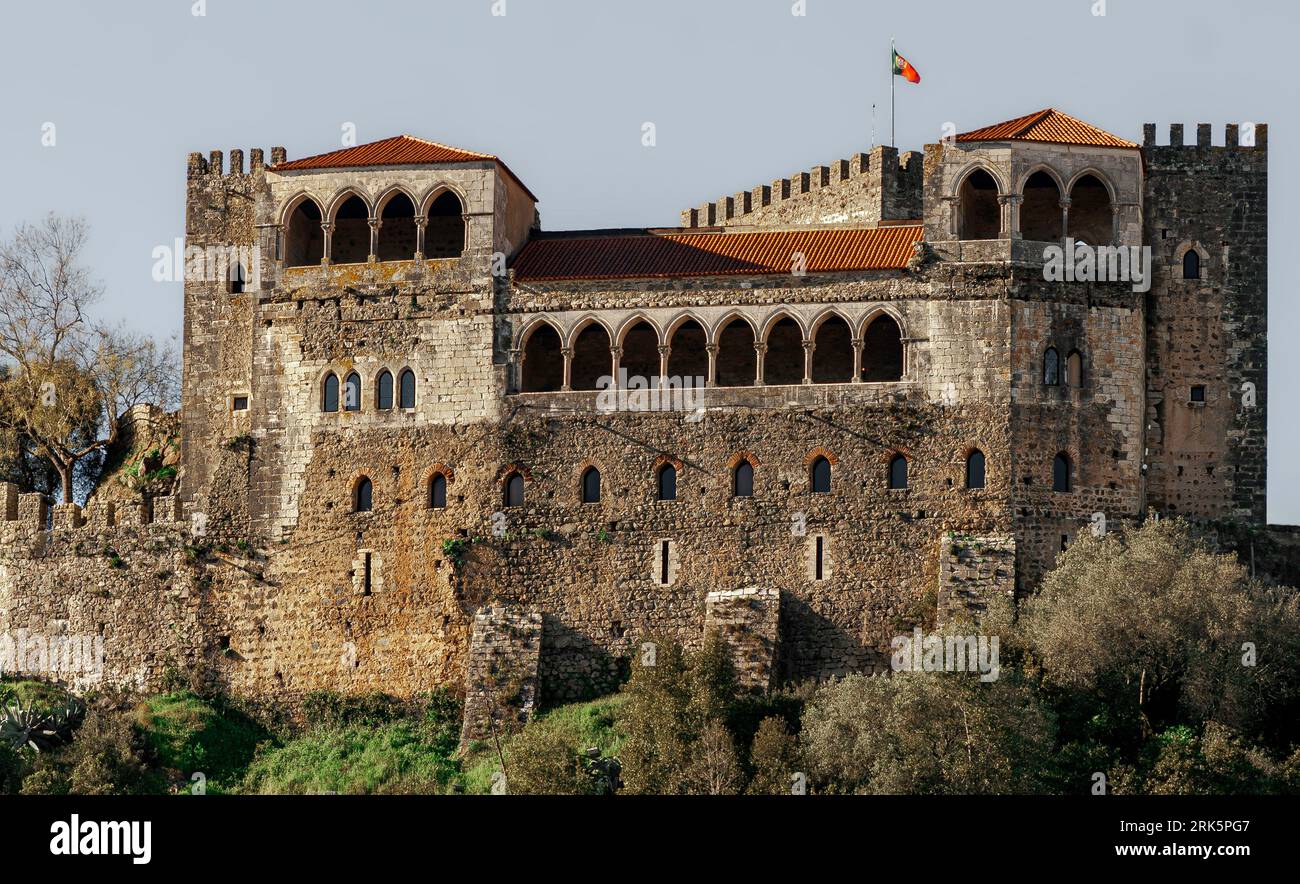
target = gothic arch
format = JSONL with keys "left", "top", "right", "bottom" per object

{"left": 325, "top": 187, "right": 374, "bottom": 223}
{"left": 520, "top": 319, "right": 564, "bottom": 393}
{"left": 954, "top": 160, "right": 1009, "bottom": 196}
{"left": 564, "top": 314, "right": 616, "bottom": 350}
{"left": 1020, "top": 169, "right": 1064, "bottom": 242}
{"left": 1014, "top": 163, "right": 1067, "bottom": 198}
{"left": 855, "top": 306, "right": 907, "bottom": 341}
{"left": 282, "top": 193, "right": 326, "bottom": 267}
{"left": 614, "top": 313, "right": 663, "bottom": 349}
{"left": 807, "top": 307, "right": 853, "bottom": 336}
{"left": 278, "top": 190, "right": 326, "bottom": 228}
{"left": 708, "top": 310, "right": 759, "bottom": 346}
{"left": 568, "top": 317, "right": 614, "bottom": 391}
{"left": 759, "top": 310, "right": 808, "bottom": 341}
{"left": 418, "top": 183, "right": 469, "bottom": 217}
{"left": 516, "top": 315, "right": 564, "bottom": 352}
{"left": 1065, "top": 168, "right": 1118, "bottom": 203}
{"left": 762, "top": 312, "right": 806, "bottom": 386}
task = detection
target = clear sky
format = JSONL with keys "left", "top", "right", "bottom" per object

{"left": 1, "top": 0, "right": 1294, "bottom": 521}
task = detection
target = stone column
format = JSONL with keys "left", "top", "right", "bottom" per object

{"left": 320, "top": 222, "right": 334, "bottom": 265}
{"left": 561, "top": 347, "right": 573, "bottom": 392}
{"left": 1110, "top": 204, "right": 1122, "bottom": 247}
{"left": 801, "top": 339, "right": 815, "bottom": 385}
{"left": 997, "top": 194, "right": 1013, "bottom": 239}
{"left": 1059, "top": 198, "right": 1071, "bottom": 242}
{"left": 460, "top": 214, "right": 471, "bottom": 257}
{"left": 367, "top": 218, "right": 381, "bottom": 262}
{"left": 753, "top": 342, "right": 767, "bottom": 387}
{"left": 508, "top": 348, "right": 522, "bottom": 393}
{"left": 1006, "top": 194, "right": 1022, "bottom": 240}
{"left": 851, "top": 338, "right": 864, "bottom": 383}
{"left": 414, "top": 218, "right": 427, "bottom": 260}
{"left": 657, "top": 345, "right": 671, "bottom": 389}
{"left": 610, "top": 345, "right": 623, "bottom": 389}
{"left": 705, "top": 343, "right": 719, "bottom": 388}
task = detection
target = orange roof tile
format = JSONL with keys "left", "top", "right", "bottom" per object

{"left": 956, "top": 109, "right": 1137, "bottom": 149}
{"left": 272, "top": 135, "right": 537, "bottom": 200}
{"left": 511, "top": 225, "right": 922, "bottom": 282}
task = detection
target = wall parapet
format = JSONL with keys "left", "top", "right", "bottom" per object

{"left": 0, "top": 483, "right": 189, "bottom": 536}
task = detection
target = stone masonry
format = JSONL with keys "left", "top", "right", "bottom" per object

{"left": 0, "top": 111, "right": 1277, "bottom": 736}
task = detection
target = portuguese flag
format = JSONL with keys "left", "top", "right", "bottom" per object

{"left": 892, "top": 43, "right": 921, "bottom": 83}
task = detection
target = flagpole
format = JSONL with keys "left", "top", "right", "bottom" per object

{"left": 890, "top": 37, "right": 896, "bottom": 147}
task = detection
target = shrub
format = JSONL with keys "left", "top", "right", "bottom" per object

{"left": 747, "top": 716, "right": 800, "bottom": 795}
{"left": 801, "top": 671, "right": 1055, "bottom": 794}
{"left": 618, "top": 633, "right": 744, "bottom": 795}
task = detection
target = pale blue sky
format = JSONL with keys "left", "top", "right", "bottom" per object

{"left": 1, "top": 0, "right": 1294, "bottom": 521}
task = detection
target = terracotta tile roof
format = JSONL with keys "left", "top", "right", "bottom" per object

{"left": 511, "top": 225, "right": 922, "bottom": 282}
{"left": 956, "top": 109, "right": 1138, "bottom": 149}
{"left": 271, "top": 135, "right": 537, "bottom": 200}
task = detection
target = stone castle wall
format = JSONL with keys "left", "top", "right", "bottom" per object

{"left": 0, "top": 119, "right": 1275, "bottom": 725}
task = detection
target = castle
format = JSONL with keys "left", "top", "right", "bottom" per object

{"left": 0, "top": 109, "right": 1271, "bottom": 737}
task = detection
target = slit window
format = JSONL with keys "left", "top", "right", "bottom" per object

{"left": 810, "top": 456, "right": 831, "bottom": 494}
{"left": 733, "top": 461, "right": 754, "bottom": 498}
{"left": 659, "top": 540, "right": 670, "bottom": 585}
{"left": 966, "top": 450, "right": 986, "bottom": 489}
{"left": 657, "top": 464, "right": 677, "bottom": 501}
{"left": 504, "top": 473, "right": 525, "bottom": 508}
{"left": 322, "top": 373, "right": 340, "bottom": 412}
{"left": 343, "top": 372, "right": 361, "bottom": 412}
{"left": 581, "top": 467, "right": 602, "bottom": 503}
{"left": 1053, "top": 453, "right": 1071, "bottom": 493}
{"left": 815, "top": 536, "right": 825, "bottom": 581}
{"left": 362, "top": 552, "right": 373, "bottom": 595}
{"left": 889, "top": 454, "right": 909, "bottom": 490}
{"left": 354, "top": 477, "right": 373, "bottom": 512}
{"left": 1043, "top": 348, "right": 1060, "bottom": 386}
{"left": 399, "top": 369, "right": 416, "bottom": 408}
{"left": 376, "top": 371, "right": 394, "bottom": 410}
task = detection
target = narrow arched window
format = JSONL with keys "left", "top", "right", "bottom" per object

{"left": 504, "top": 472, "right": 525, "bottom": 508}
{"left": 429, "top": 473, "right": 447, "bottom": 509}
{"left": 657, "top": 464, "right": 677, "bottom": 501}
{"left": 1066, "top": 351, "right": 1083, "bottom": 388}
{"left": 1182, "top": 249, "right": 1201, "bottom": 280}
{"left": 399, "top": 369, "right": 416, "bottom": 408}
{"left": 966, "top": 450, "right": 986, "bottom": 490}
{"left": 1053, "top": 453, "right": 1071, "bottom": 493}
{"left": 322, "top": 373, "right": 340, "bottom": 412}
{"left": 581, "top": 467, "right": 601, "bottom": 503}
{"left": 889, "top": 454, "right": 909, "bottom": 490}
{"left": 376, "top": 370, "right": 394, "bottom": 410}
{"left": 344, "top": 372, "right": 361, "bottom": 411}
{"left": 810, "top": 456, "right": 831, "bottom": 494}
{"left": 354, "top": 477, "right": 373, "bottom": 512}
{"left": 1043, "top": 348, "right": 1060, "bottom": 386}
{"left": 733, "top": 461, "right": 754, "bottom": 498}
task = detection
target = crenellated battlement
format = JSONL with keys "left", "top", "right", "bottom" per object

{"left": 0, "top": 483, "right": 189, "bottom": 536}
{"left": 680, "top": 144, "right": 923, "bottom": 229}
{"left": 186, "top": 146, "right": 286, "bottom": 179}
{"left": 1142, "top": 122, "right": 1268, "bottom": 149}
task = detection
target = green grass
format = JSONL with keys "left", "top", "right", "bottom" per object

{"left": 239, "top": 721, "right": 459, "bottom": 794}
{"left": 458, "top": 694, "right": 626, "bottom": 794}
{"left": 0, "top": 678, "right": 74, "bottom": 709}
{"left": 132, "top": 692, "right": 270, "bottom": 792}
